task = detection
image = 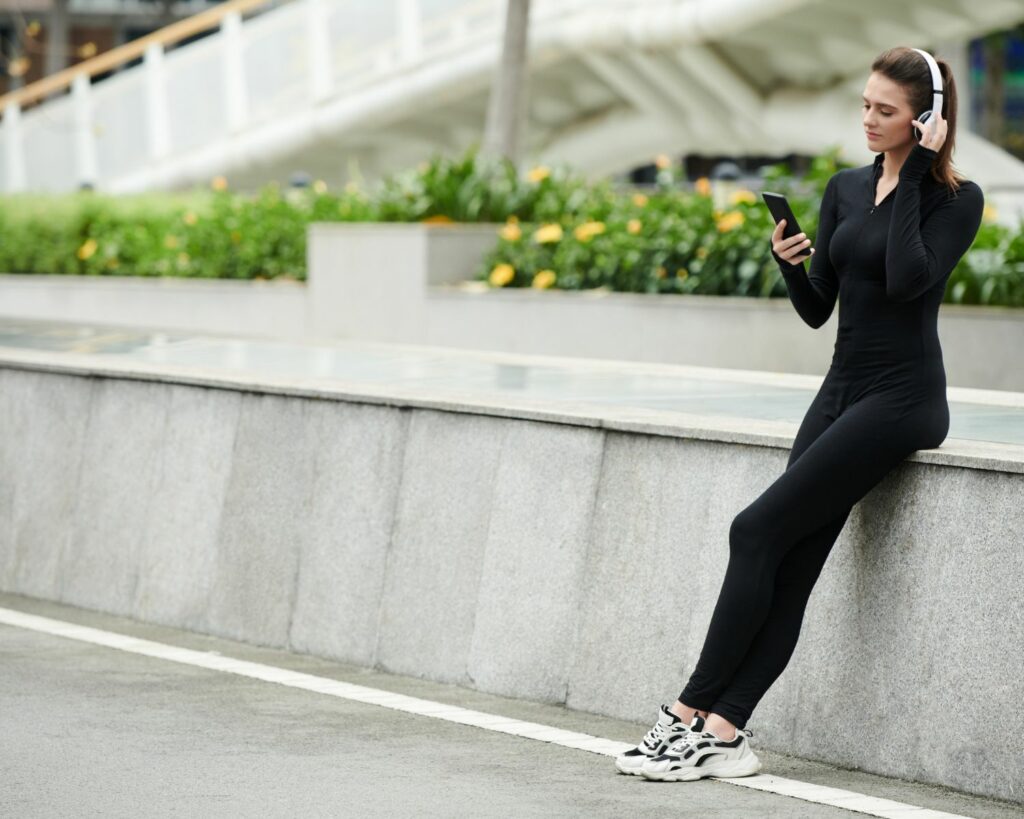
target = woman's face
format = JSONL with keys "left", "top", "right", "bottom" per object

{"left": 862, "top": 72, "right": 915, "bottom": 152}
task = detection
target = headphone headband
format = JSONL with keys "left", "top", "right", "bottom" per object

{"left": 911, "top": 47, "right": 944, "bottom": 114}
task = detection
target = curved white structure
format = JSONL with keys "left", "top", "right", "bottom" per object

{"left": 2, "top": 0, "right": 1023, "bottom": 198}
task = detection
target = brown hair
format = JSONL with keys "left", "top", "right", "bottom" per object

{"left": 871, "top": 46, "right": 967, "bottom": 192}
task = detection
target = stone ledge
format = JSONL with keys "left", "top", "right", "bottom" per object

{"left": 1, "top": 345, "right": 1022, "bottom": 475}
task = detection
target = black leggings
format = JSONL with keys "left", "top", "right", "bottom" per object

{"left": 677, "top": 363, "right": 949, "bottom": 729}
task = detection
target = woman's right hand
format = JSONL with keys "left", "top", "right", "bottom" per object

{"left": 772, "top": 219, "right": 815, "bottom": 264}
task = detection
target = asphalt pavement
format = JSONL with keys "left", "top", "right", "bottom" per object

{"left": 1, "top": 592, "right": 1018, "bottom": 819}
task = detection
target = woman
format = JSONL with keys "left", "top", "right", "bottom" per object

{"left": 615, "top": 45, "right": 984, "bottom": 782}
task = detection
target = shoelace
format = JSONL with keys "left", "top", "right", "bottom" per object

{"left": 666, "top": 730, "right": 708, "bottom": 754}
{"left": 641, "top": 717, "right": 677, "bottom": 751}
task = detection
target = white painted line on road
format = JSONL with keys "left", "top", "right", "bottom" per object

{"left": 0, "top": 606, "right": 973, "bottom": 819}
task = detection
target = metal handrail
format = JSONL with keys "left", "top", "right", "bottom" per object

{"left": 0, "top": 0, "right": 282, "bottom": 111}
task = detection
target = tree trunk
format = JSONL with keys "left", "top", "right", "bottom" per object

{"left": 481, "top": 0, "right": 531, "bottom": 164}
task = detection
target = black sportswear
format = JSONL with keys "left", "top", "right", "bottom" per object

{"left": 678, "top": 142, "right": 984, "bottom": 729}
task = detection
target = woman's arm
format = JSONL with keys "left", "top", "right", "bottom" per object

{"left": 770, "top": 172, "right": 840, "bottom": 329}
{"left": 885, "top": 143, "right": 985, "bottom": 302}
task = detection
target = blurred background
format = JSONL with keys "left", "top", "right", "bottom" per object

{"left": 2, "top": 0, "right": 1022, "bottom": 196}
{"left": 1, "top": 0, "right": 1023, "bottom": 387}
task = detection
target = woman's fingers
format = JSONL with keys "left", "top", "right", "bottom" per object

{"left": 781, "top": 233, "right": 812, "bottom": 253}
{"left": 772, "top": 218, "right": 816, "bottom": 263}
{"left": 772, "top": 220, "right": 800, "bottom": 247}
{"left": 912, "top": 116, "right": 946, "bottom": 151}
{"left": 772, "top": 228, "right": 813, "bottom": 262}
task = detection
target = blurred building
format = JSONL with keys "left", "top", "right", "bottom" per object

{"left": 0, "top": 0, "right": 228, "bottom": 92}
{"left": 0, "top": 0, "right": 1022, "bottom": 214}
{"left": 628, "top": 24, "right": 1024, "bottom": 190}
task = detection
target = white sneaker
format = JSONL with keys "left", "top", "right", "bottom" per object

{"left": 641, "top": 713, "right": 762, "bottom": 781}
{"left": 614, "top": 704, "right": 690, "bottom": 776}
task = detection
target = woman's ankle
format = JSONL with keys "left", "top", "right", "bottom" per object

{"left": 704, "top": 713, "right": 737, "bottom": 740}
{"left": 670, "top": 700, "right": 708, "bottom": 723}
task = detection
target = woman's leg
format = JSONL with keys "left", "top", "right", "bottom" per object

{"left": 675, "top": 382, "right": 838, "bottom": 716}
{"left": 687, "top": 395, "right": 851, "bottom": 731}
{"left": 673, "top": 512, "right": 848, "bottom": 732}
{"left": 703, "top": 508, "right": 850, "bottom": 731}
{"left": 677, "top": 393, "right": 924, "bottom": 723}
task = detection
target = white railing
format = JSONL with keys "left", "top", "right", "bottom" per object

{"left": 14, "top": 0, "right": 974, "bottom": 195}
{"left": 0, "top": 0, "right": 517, "bottom": 192}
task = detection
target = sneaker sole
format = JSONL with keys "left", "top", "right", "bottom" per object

{"left": 614, "top": 755, "right": 654, "bottom": 776}
{"left": 615, "top": 726, "right": 691, "bottom": 776}
{"left": 641, "top": 752, "right": 762, "bottom": 781}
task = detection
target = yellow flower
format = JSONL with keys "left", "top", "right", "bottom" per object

{"left": 211, "top": 175, "right": 228, "bottom": 191}
{"left": 533, "top": 223, "right": 563, "bottom": 244}
{"left": 532, "top": 269, "right": 557, "bottom": 289}
{"left": 694, "top": 177, "right": 712, "bottom": 196}
{"left": 164, "top": 234, "right": 179, "bottom": 249}
{"left": 489, "top": 263, "right": 515, "bottom": 287}
{"left": 421, "top": 214, "right": 453, "bottom": 223}
{"left": 656, "top": 266, "right": 667, "bottom": 278}
{"left": 230, "top": 230, "right": 242, "bottom": 244}
{"left": 313, "top": 179, "right": 327, "bottom": 194}
{"left": 676, "top": 267, "right": 688, "bottom": 279}
{"left": 177, "top": 252, "right": 190, "bottom": 264}
{"left": 527, "top": 166, "right": 550, "bottom": 183}
{"left": 77, "top": 238, "right": 97, "bottom": 260}
{"left": 183, "top": 211, "right": 198, "bottom": 225}
{"left": 728, "top": 189, "right": 757, "bottom": 205}
{"left": 716, "top": 210, "right": 745, "bottom": 232}
{"left": 654, "top": 154, "right": 672, "bottom": 170}
{"left": 106, "top": 258, "right": 120, "bottom": 270}
{"left": 627, "top": 219, "right": 642, "bottom": 235}
{"left": 573, "top": 221, "right": 606, "bottom": 242}
{"left": 983, "top": 204, "right": 999, "bottom": 223}
{"left": 632, "top": 193, "right": 648, "bottom": 207}
{"left": 499, "top": 223, "right": 522, "bottom": 241}
{"left": 696, "top": 246, "right": 709, "bottom": 259}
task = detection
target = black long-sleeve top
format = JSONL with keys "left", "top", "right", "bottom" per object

{"left": 770, "top": 143, "right": 984, "bottom": 371}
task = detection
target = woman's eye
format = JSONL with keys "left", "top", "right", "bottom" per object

{"left": 862, "top": 104, "right": 892, "bottom": 116}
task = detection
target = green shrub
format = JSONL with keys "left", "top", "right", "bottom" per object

{"left": 474, "top": 146, "right": 1024, "bottom": 307}
{"left": 0, "top": 143, "right": 1020, "bottom": 306}
{"left": 476, "top": 147, "right": 844, "bottom": 297}
{"left": 947, "top": 218, "right": 1024, "bottom": 306}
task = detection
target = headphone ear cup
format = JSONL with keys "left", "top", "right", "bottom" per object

{"left": 914, "top": 110, "right": 933, "bottom": 141}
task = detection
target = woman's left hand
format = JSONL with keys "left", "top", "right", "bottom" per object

{"left": 911, "top": 106, "right": 946, "bottom": 153}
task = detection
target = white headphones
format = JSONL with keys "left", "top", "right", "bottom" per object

{"left": 910, "top": 47, "right": 944, "bottom": 142}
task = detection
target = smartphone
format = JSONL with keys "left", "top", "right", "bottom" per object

{"left": 761, "top": 192, "right": 804, "bottom": 241}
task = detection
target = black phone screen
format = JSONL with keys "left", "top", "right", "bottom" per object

{"left": 761, "top": 192, "right": 803, "bottom": 241}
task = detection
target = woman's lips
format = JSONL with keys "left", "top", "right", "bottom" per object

{"left": 867, "top": 132, "right": 881, "bottom": 139}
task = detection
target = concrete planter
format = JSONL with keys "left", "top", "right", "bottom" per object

{"left": 1, "top": 221, "right": 1023, "bottom": 390}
